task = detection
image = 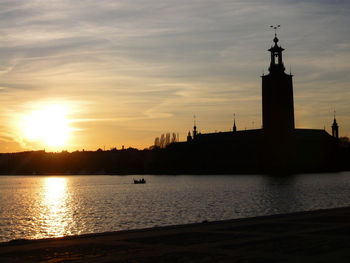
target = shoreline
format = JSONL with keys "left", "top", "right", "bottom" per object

{"left": 0, "top": 169, "right": 348, "bottom": 176}
{"left": 2, "top": 207, "right": 350, "bottom": 262}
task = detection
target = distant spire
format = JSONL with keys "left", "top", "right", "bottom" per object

{"left": 332, "top": 109, "right": 338, "bottom": 127}
{"left": 187, "top": 130, "right": 192, "bottom": 142}
{"left": 233, "top": 113, "right": 237, "bottom": 132}
{"left": 332, "top": 109, "right": 339, "bottom": 139}
{"left": 193, "top": 115, "right": 197, "bottom": 138}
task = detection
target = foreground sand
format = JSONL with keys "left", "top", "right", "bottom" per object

{"left": 2, "top": 207, "right": 350, "bottom": 262}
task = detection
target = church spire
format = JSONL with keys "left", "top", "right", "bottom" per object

{"left": 268, "top": 25, "right": 285, "bottom": 73}
{"left": 187, "top": 131, "right": 192, "bottom": 142}
{"left": 233, "top": 113, "right": 237, "bottom": 132}
{"left": 193, "top": 115, "right": 197, "bottom": 138}
{"left": 332, "top": 110, "right": 339, "bottom": 139}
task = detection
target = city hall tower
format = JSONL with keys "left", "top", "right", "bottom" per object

{"left": 262, "top": 29, "right": 295, "bottom": 134}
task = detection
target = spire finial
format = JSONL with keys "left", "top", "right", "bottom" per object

{"left": 193, "top": 114, "right": 196, "bottom": 126}
{"left": 270, "top": 25, "right": 280, "bottom": 38}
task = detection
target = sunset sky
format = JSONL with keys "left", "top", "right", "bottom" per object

{"left": 0, "top": 0, "right": 349, "bottom": 152}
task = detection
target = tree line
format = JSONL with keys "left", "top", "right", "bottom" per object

{"left": 153, "top": 133, "right": 179, "bottom": 148}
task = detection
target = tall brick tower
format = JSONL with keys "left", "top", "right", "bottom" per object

{"left": 262, "top": 27, "right": 295, "bottom": 135}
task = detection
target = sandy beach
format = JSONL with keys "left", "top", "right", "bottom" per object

{"left": 1, "top": 207, "right": 350, "bottom": 262}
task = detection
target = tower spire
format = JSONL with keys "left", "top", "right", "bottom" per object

{"left": 233, "top": 113, "right": 237, "bottom": 132}
{"left": 332, "top": 109, "right": 339, "bottom": 139}
{"left": 268, "top": 25, "right": 285, "bottom": 73}
{"left": 193, "top": 115, "right": 197, "bottom": 138}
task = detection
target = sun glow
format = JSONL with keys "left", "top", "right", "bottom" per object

{"left": 22, "top": 104, "right": 71, "bottom": 148}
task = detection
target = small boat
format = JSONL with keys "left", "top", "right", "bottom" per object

{"left": 133, "top": 178, "right": 146, "bottom": 184}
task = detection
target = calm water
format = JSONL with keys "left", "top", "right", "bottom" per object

{"left": 1, "top": 173, "right": 350, "bottom": 242}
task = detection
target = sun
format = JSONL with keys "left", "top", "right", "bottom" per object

{"left": 22, "top": 104, "right": 71, "bottom": 148}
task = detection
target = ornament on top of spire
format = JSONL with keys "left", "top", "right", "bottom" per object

{"left": 270, "top": 25, "right": 280, "bottom": 42}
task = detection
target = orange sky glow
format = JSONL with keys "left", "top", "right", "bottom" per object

{"left": 0, "top": 0, "right": 349, "bottom": 152}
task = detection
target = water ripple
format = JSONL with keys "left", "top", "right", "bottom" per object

{"left": 1, "top": 173, "right": 350, "bottom": 242}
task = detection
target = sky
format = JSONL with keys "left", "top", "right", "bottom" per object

{"left": 0, "top": 0, "right": 349, "bottom": 152}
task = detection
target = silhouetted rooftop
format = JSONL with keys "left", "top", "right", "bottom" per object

{"left": 194, "top": 129, "right": 264, "bottom": 142}
{"left": 190, "top": 128, "right": 334, "bottom": 143}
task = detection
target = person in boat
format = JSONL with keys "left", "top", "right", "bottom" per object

{"left": 134, "top": 178, "right": 146, "bottom": 184}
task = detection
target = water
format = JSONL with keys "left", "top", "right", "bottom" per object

{"left": 1, "top": 173, "right": 350, "bottom": 243}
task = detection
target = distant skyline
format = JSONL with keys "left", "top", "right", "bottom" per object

{"left": 0, "top": 0, "right": 349, "bottom": 152}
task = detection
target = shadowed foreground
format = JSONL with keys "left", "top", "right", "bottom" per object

{"left": 2, "top": 207, "right": 350, "bottom": 262}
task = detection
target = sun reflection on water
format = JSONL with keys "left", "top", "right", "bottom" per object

{"left": 36, "top": 177, "right": 72, "bottom": 238}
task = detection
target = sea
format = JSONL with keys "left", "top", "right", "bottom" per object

{"left": 1, "top": 172, "right": 350, "bottom": 243}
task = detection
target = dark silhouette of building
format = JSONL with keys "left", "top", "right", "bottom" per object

{"left": 181, "top": 30, "right": 339, "bottom": 173}
{"left": 187, "top": 32, "right": 337, "bottom": 142}
{"left": 262, "top": 33, "right": 295, "bottom": 134}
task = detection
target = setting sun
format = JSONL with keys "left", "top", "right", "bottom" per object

{"left": 22, "top": 104, "right": 71, "bottom": 148}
